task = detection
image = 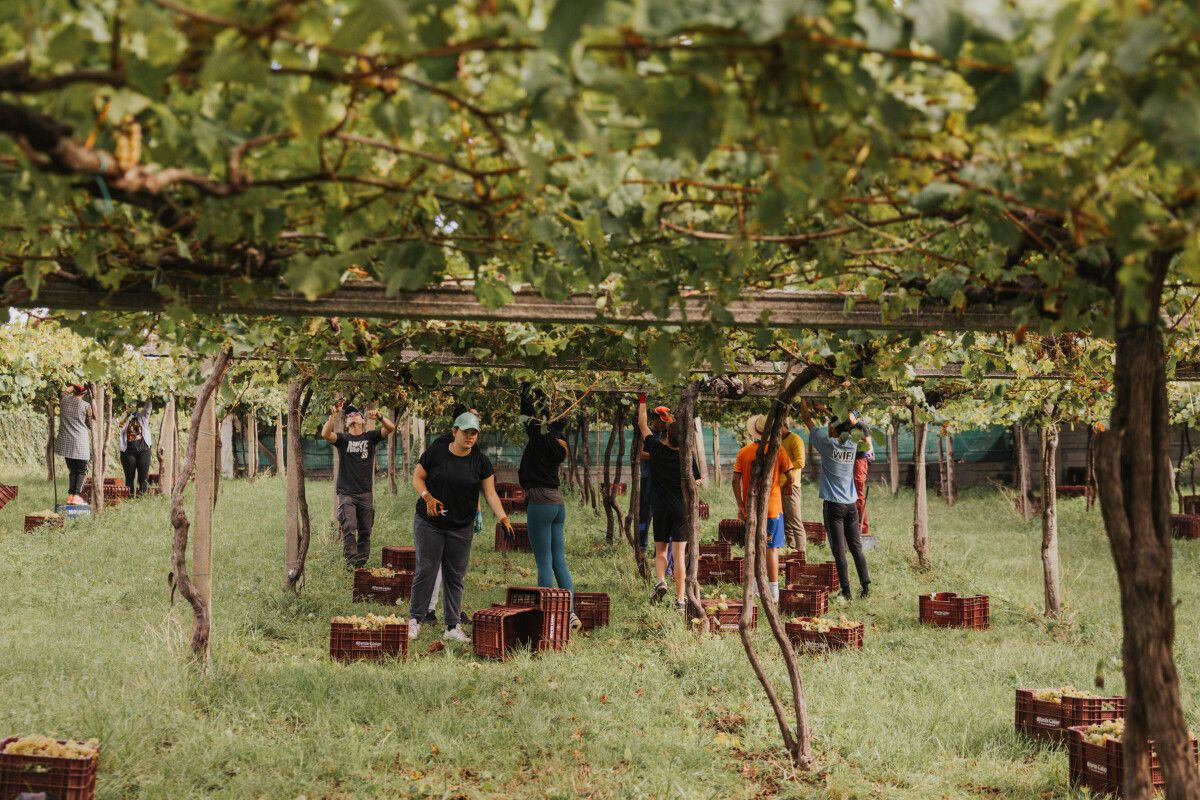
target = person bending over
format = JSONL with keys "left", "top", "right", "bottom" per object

{"left": 636, "top": 395, "right": 700, "bottom": 609}
{"left": 409, "top": 411, "right": 514, "bottom": 643}
{"left": 321, "top": 401, "right": 395, "bottom": 568}
{"left": 519, "top": 385, "right": 580, "bottom": 631}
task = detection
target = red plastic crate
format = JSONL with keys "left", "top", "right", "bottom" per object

{"left": 505, "top": 586, "right": 571, "bottom": 651}
{"left": 472, "top": 605, "right": 539, "bottom": 660}
{"left": 778, "top": 551, "right": 807, "bottom": 568}
{"left": 495, "top": 482, "right": 525, "bottom": 500}
{"left": 1171, "top": 514, "right": 1200, "bottom": 540}
{"left": 0, "top": 483, "right": 16, "bottom": 511}
{"left": 697, "top": 540, "right": 732, "bottom": 560}
{"left": 24, "top": 514, "right": 63, "bottom": 533}
{"left": 784, "top": 617, "right": 864, "bottom": 652}
{"left": 786, "top": 560, "right": 839, "bottom": 592}
{"left": 352, "top": 569, "right": 413, "bottom": 604}
{"left": 1015, "top": 689, "right": 1124, "bottom": 743}
{"left": 500, "top": 497, "right": 527, "bottom": 515}
{"left": 329, "top": 619, "right": 408, "bottom": 662}
{"left": 778, "top": 587, "right": 829, "bottom": 618}
{"left": 1066, "top": 725, "right": 1198, "bottom": 796}
{"left": 698, "top": 557, "right": 744, "bottom": 585}
{"left": 1056, "top": 484, "right": 1090, "bottom": 499}
{"left": 698, "top": 501, "right": 710, "bottom": 520}
{"left": 380, "top": 545, "right": 417, "bottom": 572}
{"left": 802, "top": 521, "right": 827, "bottom": 545}
{"left": 574, "top": 592, "right": 610, "bottom": 631}
{"left": 600, "top": 482, "right": 627, "bottom": 496}
{"left": 1183, "top": 495, "right": 1200, "bottom": 515}
{"left": 0, "top": 737, "right": 99, "bottom": 800}
{"left": 687, "top": 598, "right": 756, "bottom": 633}
{"left": 495, "top": 522, "right": 532, "bottom": 552}
{"left": 718, "top": 518, "right": 745, "bottom": 545}
{"left": 919, "top": 592, "right": 990, "bottom": 630}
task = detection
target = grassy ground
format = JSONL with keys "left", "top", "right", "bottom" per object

{"left": 0, "top": 465, "right": 1198, "bottom": 800}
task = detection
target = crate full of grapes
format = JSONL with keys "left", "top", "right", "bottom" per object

{"left": 0, "top": 735, "right": 100, "bottom": 800}
{"left": 784, "top": 616, "right": 864, "bottom": 652}
{"left": 24, "top": 511, "right": 63, "bottom": 532}
{"left": 687, "top": 594, "right": 755, "bottom": 633}
{"left": 329, "top": 614, "right": 409, "bottom": 662}
{"left": 1015, "top": 687, "right": 1124, "bottom": 743}
{"left": 1067, "top": 720, "right": 1199, "bottom": 796}
{"left": 778, "top": 587, "right": 829, "bottom": 618}
{"left": 352, "top": 567, "right": 413, "bottom": 604}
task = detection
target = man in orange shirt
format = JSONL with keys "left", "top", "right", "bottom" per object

{"left": 732, "top": 414, "right": 793, "bottom": 604}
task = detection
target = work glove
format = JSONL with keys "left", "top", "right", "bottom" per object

{"left": 500, "top": 516, "right": 516, "bottom": 547}
{"left": 422, "top": 492, "right": 446, "bottom": 518}
{"left": 474, "top": 510, "right": 483, "bottom": 533}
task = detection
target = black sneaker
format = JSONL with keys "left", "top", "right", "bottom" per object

{"left": 860, "top": 586, "right": 871, "bottom": 599}
{"left": 840, "top": 590, "right": 852, "bottom": 602}
{"left": 460, "top": 611, "right": 470, "bottom": 625}
{"left": 423, "top": 611, "right": 438, "bottom": 624}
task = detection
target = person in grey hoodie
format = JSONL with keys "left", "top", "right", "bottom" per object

{"left": 54, "top": 384, "right": 91, "bottom": 505}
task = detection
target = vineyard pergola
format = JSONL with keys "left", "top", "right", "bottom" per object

{"left": 3, "top": 1, "right": 1200, "bottom": 796}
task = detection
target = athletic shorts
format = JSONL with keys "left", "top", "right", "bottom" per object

{"left": 653, "top": 504, "right": 689, "bottom": 543}
{"left": 766, "top": 515, "right": 786, "bottom": 549}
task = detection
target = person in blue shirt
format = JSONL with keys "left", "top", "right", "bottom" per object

{"left": 800, "top": 400, "right": 871, "bottom": 601}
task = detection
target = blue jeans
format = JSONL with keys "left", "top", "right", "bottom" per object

{"left": 527, "top": 503, "right": 574, "bottom": 611}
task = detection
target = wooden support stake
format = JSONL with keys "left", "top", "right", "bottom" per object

{"left": 193, "top": 384, "right": 217, "bottom": 662}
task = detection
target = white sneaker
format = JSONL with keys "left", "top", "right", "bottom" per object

{"left": 408, "top": 619, "right": 421, "bottom": 639}
{"left": 443, "top": 627, "right": 471, "bottom": 643}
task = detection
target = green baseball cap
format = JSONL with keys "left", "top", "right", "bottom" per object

{"left": 453, "top": 412, "right": 481, "bottom": 432}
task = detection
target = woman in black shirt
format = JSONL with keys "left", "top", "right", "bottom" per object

{"left": 409, "top": 411, "right": 514, "bottom": 643}
{"left": 518, "top": 385, "right": 579, "bottom": 630}
{"left": 636, "top": 395, "right": 699, "bottom": 609}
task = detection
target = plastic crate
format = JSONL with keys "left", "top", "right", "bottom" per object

{"left": 697, "top": 540, "right": 732, "bottom": 560}
{"left": 717, "top": 518, "right": 745, "bottom": 545}
{"left": 778, "top": 551, "right": 807, "bottom": 568}
{"left": 687, "top": 598, "right": 755, "bottom": 633}
{"left": 352, "top": 569, "right": 413, "bottom": 604}
{"left": 495, "top": 522, "right": 532, "bottom": 552}
{"left": 0, "top": 483, "right": 16, "bottom": 511}
{"left": 1066, "top": 725, "right": 1197, "bottom": 796}
{"left": 1056, "top": 484, "right": 1090, "bottom": 499}
{"left": 329, "top": 619, "right": 408, "bottom": 662}
{"left": 24, "top": 514, "right": 63, "bottom": 533}
{"left": 380, "top": 545, "right": 417, "bottom": 573}
{"left": 698, "top": 557, "right": 744, "bottom": 585}
{"left": 500, "top": 497, "right": 527, "bottom": 515}
{"left": 1015, "top": 689, "right": 1125, "bottom": 743}
{"left": 505, "top": 586, "right": 571, "bottom": 651}
{"left": 778, "top": 587, "right": 829, "bottom": 618}
{"left": 1183, "top": 495, "right": 1200, "bottom": 515}
{"left": 0, "top": 737, "right": 100, "bottom": 800}
{"left": 1171, "top": 514, "right": 1200, "bottom": 540}
{"left": 495, "top": 482, "right": 525, "bottom": 501}
{"left": 472, "top": 605, "right": 539, "bottom": 660}
{"left": 784, "top": 617, "right": 864, "bottom": 652}
{"left": 574, "top": 592, "right": 610, "bottom": 631}
{"left": 600, "top": 482, "right": 626, "bottom": 496}
{"left": 698, "top": 501, "right": 710, "bottom": 520}
{"left": 786, "top": 560, "right": 839, "bottom": 592}
{"left": 1064, "top": 466, "right": 1088, "bottom": 485}
{"left": 802, "top": 521, "right": 827, "bottom": 545}
{"left": 919, "top": 592, "right": 990, "bottom": 630}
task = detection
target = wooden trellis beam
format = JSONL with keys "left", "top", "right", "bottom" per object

{"left": 13, "top": 279, "right": 1021, "bottom": 331}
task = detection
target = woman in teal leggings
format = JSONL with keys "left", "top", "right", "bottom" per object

{"left": 519, "top": 386, "right": 580, "bottom": 630}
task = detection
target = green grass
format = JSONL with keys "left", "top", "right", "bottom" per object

{"left": 1, "top": 466, "right": 1198, "bottom": 799}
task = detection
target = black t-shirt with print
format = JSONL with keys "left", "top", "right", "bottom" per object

{"left": 416, "top": 440, "right": 496, "bottom": 529}
{"left": 333, "top": 430, "right": 384, "bottom": 494}
{"left": 643, "top": 437, "right": 700, "bottom": 514}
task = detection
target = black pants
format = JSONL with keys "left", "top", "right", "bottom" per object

{"left": 65, "top": 457, "right": 88, "bottom": 496}
{"left": 638, "top": 475, "right": 653, "bottom": 549}
{"left": 823, "top": 500, "right": 870, "bottom": 596}
{"left": 336, "top": 492, "right": 375, "bottom": 567}
{"left": 120, "top": 447, "right": 152, "bottom": 496}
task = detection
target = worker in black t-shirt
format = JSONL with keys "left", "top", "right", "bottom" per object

{"left": 409, "top": 411, "right": 515, "bottom": 643}
{"left": 321, "top": 400, "right": 396, "bottom": 568}
{"left": 422, "top": 402, "right": 479, "bottom": 626}
{"left": 636, "top": 395, "right": 701, "bottom": 609}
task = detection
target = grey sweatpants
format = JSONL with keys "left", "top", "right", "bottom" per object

{"left": 337, "top": 492, "right": 374, "bottom": 567}
{"left": 409, "top": 515, "right": 475, "bottom": 630}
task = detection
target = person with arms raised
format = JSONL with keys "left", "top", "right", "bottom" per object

{"left": 321, "top": 400, "right": 395, "bottom": 568}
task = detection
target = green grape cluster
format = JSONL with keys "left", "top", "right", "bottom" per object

{"left": 366, "top": 567, "right": 399, "bottom": 578}
{"left": 331, "top": 613, "right": 405, "bottom": 630}
{"left": 702, "top": 591, "right": 732, "bottom": 614}
{"left": 3, "top": 735, "right": 98, "bottom": 759}
{"left": 1082, "top": 719, "right": 1125, "bottom": 746}
{"left": 28, "top": 510, "right": 62, "bottom": 518}
{"left": 1032, "top": 686, "right": 1102, "bottom": 703}
{"left": 791, "top": 614, "right": 854, "bottom": 632}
